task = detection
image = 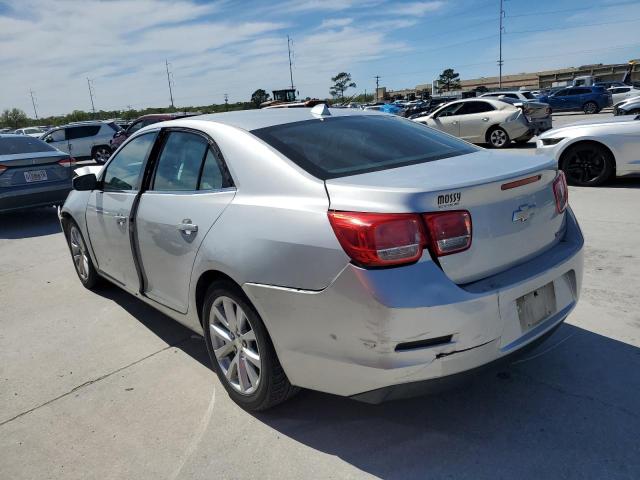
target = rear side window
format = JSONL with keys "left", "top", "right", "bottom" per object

{"left": 66, "top": 125, "right": 100, "bottom": 139}
{"left": 0, "top": 136, "right": 55, "bottom": 155}
{"left": 458, "top": 101, "right": 495, "bottom": 114}
{"left": 103, "top": 132, "right": 157, "bottom": 191}
{"left": 152, "top": 131, "right": 208, "bottom": 191}
{"left": 252, "top": 115, "right": 478, "bottom": 180}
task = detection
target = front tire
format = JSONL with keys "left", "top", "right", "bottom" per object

{"left": 487, "top": 126, "right": 510, "bottom": 148}
{"left": 202, "top": 281, "right": 298, "bottom": 411}
{"left": 560, "top": 143, "right": 614, "bottom": 187}
{"left": 65, "top": 221, "right": 101, "bottom": 289}
{"left": 583, "top": 101, "right": 599, "bottom": 114}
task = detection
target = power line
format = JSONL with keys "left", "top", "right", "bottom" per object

{"left": 165, "top": 59, "right": 175, "bottom": 108}
{"left": 507, "top": 16, "right": 640, "bottom": 35}
{"left": 507, "top": 0, "right": 639, "bottom": 18}
{"left": 29, "top": 90, "right": 38, "bottom": 120}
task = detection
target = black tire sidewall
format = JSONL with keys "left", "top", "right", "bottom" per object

{"left": 583, "top": 102, "right": 598, "bottom": 114}
{"left": 65, "top": 220, "right": 100, "bottom": 289}
{"left": 561, "top": 144, "right": 613, "bottom": 187}
{"left": 202, "top": 281, "right": 277, "bottom": 411}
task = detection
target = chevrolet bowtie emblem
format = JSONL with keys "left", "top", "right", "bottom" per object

{"left": 512, "top": 204, "right": 536, "bottom": 223}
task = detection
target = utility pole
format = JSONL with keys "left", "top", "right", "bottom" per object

{"left": 287, "top": 35, "right": 295, "bottom": 96}
{"left": 87, "top": 78, "right": 96, "bottom": 116}
{"left": 374, "top": 75, "right": 380, "bottom": 102}
{"left": 498, "top": 0, "right": 504, "bottom": 88}
{"left": 165, "top": 59, "right": 175, "bottom": 108}
{"left": 29, "top": 90, "right": 38, "bottom": 120}
{"left": 224, "top": 93, "right": 229, "bottom": 111}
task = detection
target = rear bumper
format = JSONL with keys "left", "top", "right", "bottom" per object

{"left": 243, "top": 208, "right": 584, "bottom": 398}
{"left": 0, "top": 183, "right": 71, "bottom": 213}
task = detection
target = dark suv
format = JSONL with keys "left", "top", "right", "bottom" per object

{"left": 110, "top": 112, "right": 200, "bottom": 150}
{"left": 537, "top": 86, "right": 612, "bottom": 114}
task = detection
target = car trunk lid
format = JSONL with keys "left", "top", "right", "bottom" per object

{"left": 0, "top": 151, "right": 72, "bottom": 187}
{"left": 325, "top": 150, "right": 565, "bottom": 284}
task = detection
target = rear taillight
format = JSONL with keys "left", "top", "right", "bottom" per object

{"left": 552, "top": 170, "right": 568, "bottom": 213}
{"left": 0, "top": 165, "right": 7, "bottom": 174}
{"left": 328, "top": 209, "right": 473, "bottom": 267}
{"left": 328, "top": 212, "right": 424, "bottom": 267}
{"left": 57, "top": 157, "right": 76, "bottom": 168}
{"left": 422, "top": 211, "right": 472, "bottom": 256}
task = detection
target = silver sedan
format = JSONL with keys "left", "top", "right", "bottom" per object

{"left": 61, "top": 107, "right": 583, "bottom": 410}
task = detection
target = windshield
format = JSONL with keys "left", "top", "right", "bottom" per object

{"left": 251, "top": 115, "right": 478, "bottom": 180}
{"left": 0, "top": 136, "right": 56, "bottom": 155}
{"left": 522, "top": 92, "right": 535, "bottom": 99}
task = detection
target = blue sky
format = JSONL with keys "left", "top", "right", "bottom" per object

{"left": 1, "top": 0, "right": 639, "bottom": 116}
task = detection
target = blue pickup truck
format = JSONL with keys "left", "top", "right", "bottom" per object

{"left": 537, "top": 86, "right": 612, "bottom": 114}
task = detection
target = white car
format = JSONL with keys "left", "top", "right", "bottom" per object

{"left": 607, "top": 86, "right": 640, "bottom": 105}
{"left": 614, "top": 96, "right": 640, "bottom": 116}
{"left": 480, "top": 91, "right": 539, "bottom": 102}
{"left": 40, "top": 121, "right": 120, "bottom": 163}
{"left": 413, "top": 98, "right": 551, "bottom": 148}
{"left": 537, "top": 115, "right": 640, "bottom": 186}
{"left": 13, "top": 127, "right": 46, "bottom": 137}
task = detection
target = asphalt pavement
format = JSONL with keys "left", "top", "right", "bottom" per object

{"left": 1, "top": 111, "right": 639, "bottom": 480}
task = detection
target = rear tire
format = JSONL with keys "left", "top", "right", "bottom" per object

{"left": 65, "top": 220, "right": 101, "bottom": 289}
{"left": 560, "top": 143, "right": 614, "bottom": 187}
{"left": 92, "top": 145, "right": 111, "bottom": 164}
{"left": 202, "top": 280, "right": 298, "bottom": 411}
{"left": 583, "top": 102, "right": 599, "bottom": 114}
{"left": 487, "top": 126, "right": 510, "bottom": 148}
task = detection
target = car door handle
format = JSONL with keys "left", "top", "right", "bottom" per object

{"left": 451, "top": 121, "right": 458, "bottom": 124}
{"left": 114, "top": 215, "right": 127, "bottom": 225}
{"left": 177, "top": 220, "right": 198, "bottom": 235}
{"left": 482, "top": 117, "right": 489, "bottom": 121}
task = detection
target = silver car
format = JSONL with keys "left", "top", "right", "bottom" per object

{"left": 60, "top": 107, "right": 583, "bottom": 410}
{"left": 41, "top": 121, "right": 119, "bottom": 164}
{"left": 537, "top": 115, "right": 640, "bottom": 186}
{"left": 413, "top": 98, "right": 551, "bottom": 148}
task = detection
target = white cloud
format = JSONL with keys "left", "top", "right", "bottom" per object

{"left": 388, "top": 1, "right": 445, "bottom": 16}
{"left": 318, "top": 18, "right": 354, "bottom": 29}
{"left": 0, "top": 0, "right": 412, "bottom": 115}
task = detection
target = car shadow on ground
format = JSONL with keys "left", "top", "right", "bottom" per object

{"left": 0, "top": 207, "right": 62, "bottom": 239}
{"left": 93, "top": 285, "right": 210, "bottom": 367}
{"left": 254, "top": 324, "right": 640, "bottom": 479}
{"left": 608, "top": 176, "right": 640, "bottom": 189}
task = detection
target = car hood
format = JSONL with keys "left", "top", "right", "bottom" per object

{"left": 538, "top": 116, "right": 638, "bottom": 137}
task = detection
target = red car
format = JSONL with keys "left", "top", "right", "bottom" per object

{"left": 110, "top": 112, "right": 200, "bottom": 150}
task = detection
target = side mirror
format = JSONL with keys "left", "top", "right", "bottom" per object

{"left": 73, "top": 173, "right": 98, "bottom": 191}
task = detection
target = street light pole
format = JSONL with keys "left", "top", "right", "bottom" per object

{"left": 29, "top": 90, "right": 38, "bottom": 120}
{"left": 498, "top": 0, "right": 504, "bottom": 89}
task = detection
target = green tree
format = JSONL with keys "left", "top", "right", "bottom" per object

{"left": 1, "top": 108, "right": 28, "bottom": 129}
{"left": 251, "top": 89, "right": 270, "bottom": 108}
{"left": 437, "top": 68, "right": 461, "bottom": 92}
{"left": 329, "top": 72, "right": 356, "bottom": 100}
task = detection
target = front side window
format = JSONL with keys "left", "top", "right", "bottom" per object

{"left": 522, "top": 92, "right": 535, "bottom": 99}
{"left": 47, "top": 129, "right": 65, "bottom": 142}
{"left": 152, "top": 131, "right": 208, "bottom": 191}
{"left": 553, "top": 89, "right": 568, "bottom": 97}
{"left": 127, "top": 120, "right": 147, "bottom": 134}
{"left": 103, "top": 132, "right": 157, "bottom": 191}
{"left": 252, "top": 115, "right": 478, "bottom": 180}
{"left": 435, "top": 103, "right": 464, "bottom": 117}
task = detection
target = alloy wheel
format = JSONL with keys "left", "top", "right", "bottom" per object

{"left": 69, "top": 226, "right": 90, "bottom": 282}
{"left": 209, "top": 296, "right": 261, "bottom": 395}
{"left": 583, "top": 102, "right": 598, "bottom": 114}
{"left": 490, "top": 129, "right": 508, "bottom": 147}
{"left": 95, "top": 147, "right": 111, "bottom": 163}
{"left": 564, "top": 148, "right": 606, "bottom": 184}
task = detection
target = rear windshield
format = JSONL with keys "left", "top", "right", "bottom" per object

{"left": 0, "top": 136, "right": 55, "bottom": 155}
{"left": 251, "top": 115, "right": 477, "bottom": 179}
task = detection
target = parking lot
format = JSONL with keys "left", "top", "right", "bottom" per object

{"left": 1, "top": 111, "right": 639, "bottom": 480}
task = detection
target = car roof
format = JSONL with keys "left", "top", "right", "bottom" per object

{"left": 158, "top": 108, "right": 387, "bottom": 132}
